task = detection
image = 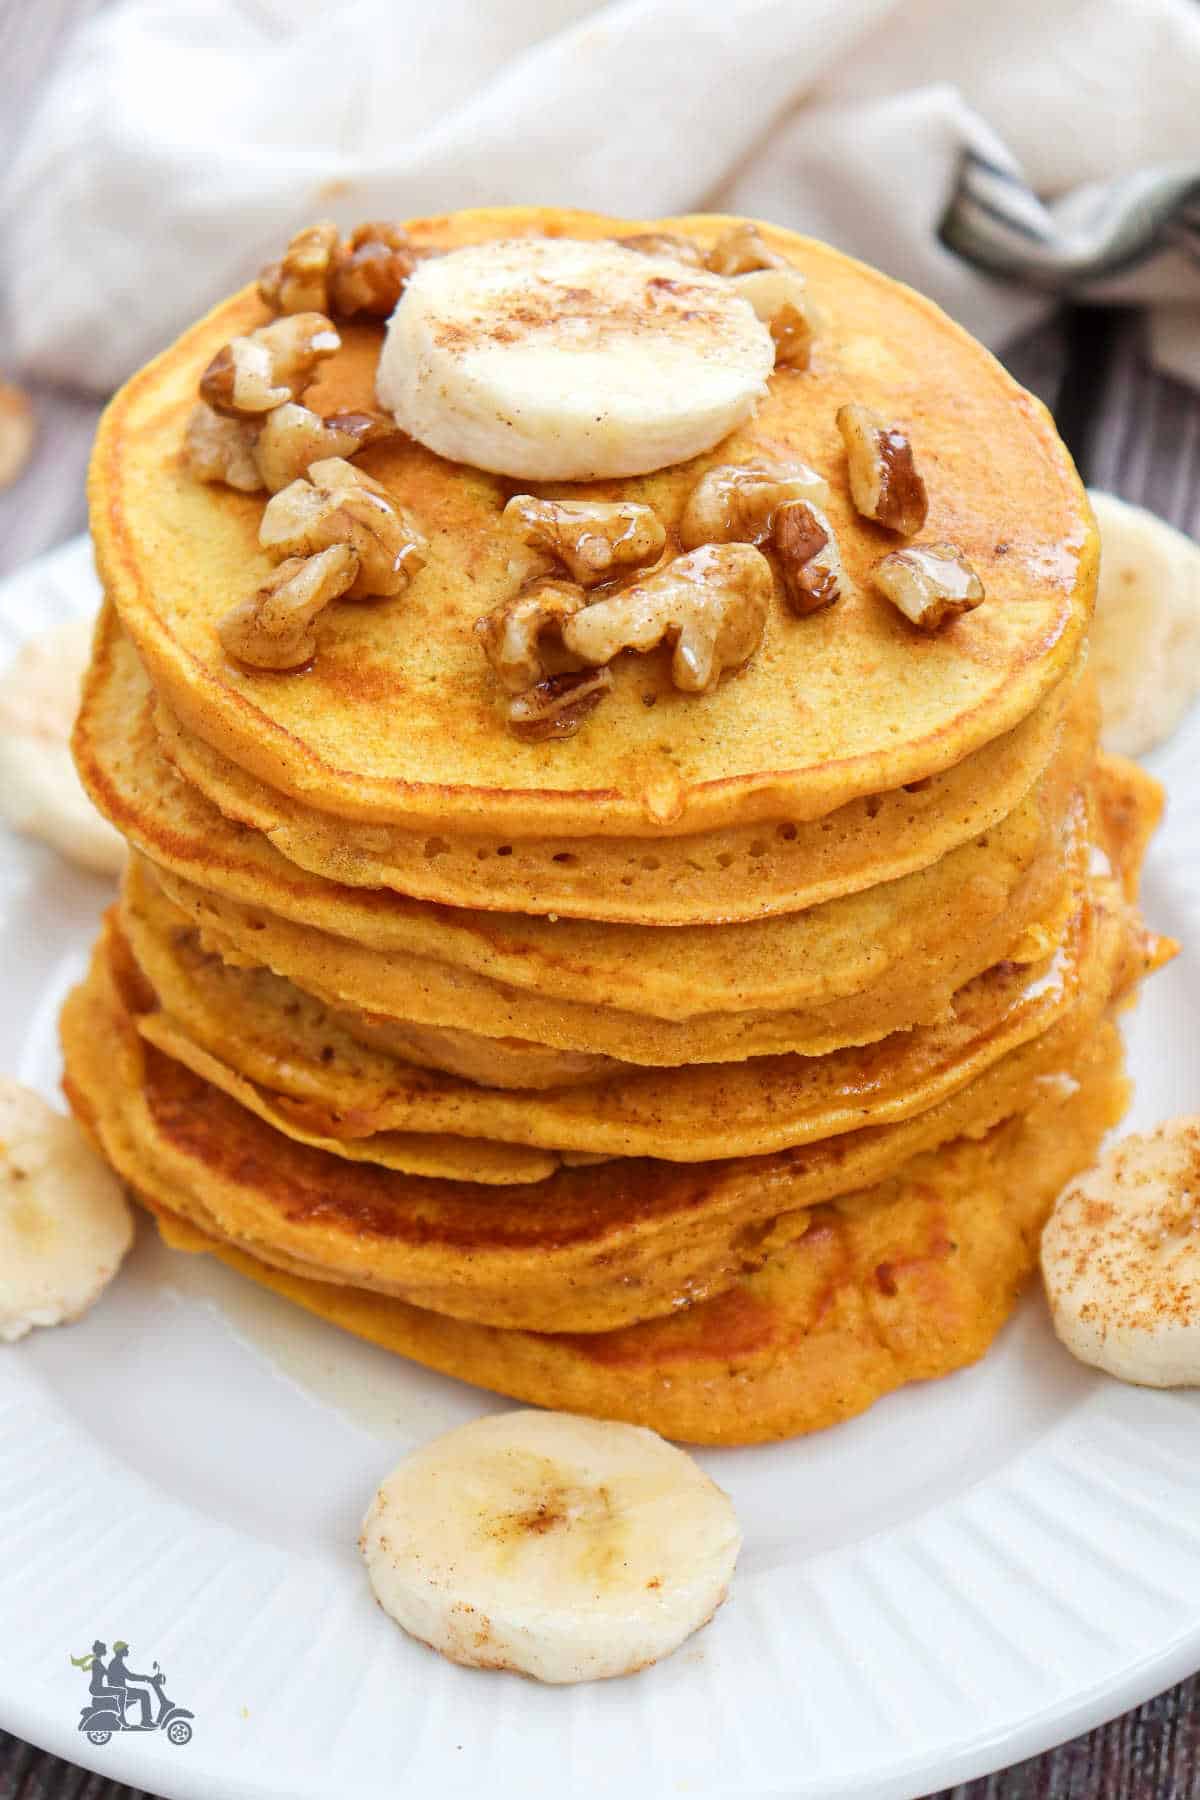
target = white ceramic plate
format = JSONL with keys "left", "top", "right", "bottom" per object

{"left": 2, "top": 536, "right": 1198, "bottom": 1800}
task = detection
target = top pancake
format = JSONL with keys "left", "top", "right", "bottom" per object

{"left": 89, "top": 206, "right": 1096, "bottom": 839}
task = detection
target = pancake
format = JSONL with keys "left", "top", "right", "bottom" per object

{"left": 125, "top": 750, "right": 1164, "bottom": 1109}
{"left": 154, "top": 668, "right": 1080, "bottom": 925}
{"left": 128, "top": 690, "right": 1106, "bottom": 1074}
{"left": 329, "top": 1015, "right": 619, "bottom": 1092}
{"left": 145, "top": 781, "right": 1083, "bottom": 1065}
{"left": 89, "top": 207, "right": 1096, "bottom": 844}
{"left": 159, "top": 693, "right": 1090, "bottom": 1024}
{"left": 125, "top": 862, "right": 1108, "bottom": 1162}
{"left": 128, "top": 1012, "right": 569, "bottom": 1183}
{"left": 75, "top": 1023, "right": 1131, "bottom": 1445}
{"left": 77, "top": 617, "right": 1093, "bottom": 1008}
{"left": 61, "top": 879, "right": 1160, "bottom": 1337}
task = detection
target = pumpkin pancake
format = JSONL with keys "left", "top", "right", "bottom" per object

{"left": 129, "top": 703, "right": 1090, "bottom": 1024}
{"left": 77, "top": 616, "right": 1092, "bottom": 1008}
{"left": 153, "top": 668, "right": 1081, "bottom": 925}
{"left": 123, "top": 753, "right": 1162, "bottom": 1098}
{"left": 121, "top": 1015, "right": 568, "bottom": 1183}
{"left": 126, "top": 701, "right": 1105, "bottom": 1072}
{"left": 61, "top": 873, "right": 1163, "bottom": 1336}
{"left": 89, "top": 207, "right": 1096, "bottom": 844}
{"left": 144, "top": 767, "right": 1085, "bottom": 1065}
{"left": 70, "top": 997, "right": 1130, "bottom": 1444}
{"left": 328, "top": 1016, "right": 618, "bottom": 1092}
{"left": 124, "top": 861, "right": 1108, "bottom": 1163}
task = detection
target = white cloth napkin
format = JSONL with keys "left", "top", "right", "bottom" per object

{"left": 3, "top": 0, "right": 1199, "bottom": 394}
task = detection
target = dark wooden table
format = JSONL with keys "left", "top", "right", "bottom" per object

{"left": 2, "top": 7, "right": 1198, "bottom": 1798}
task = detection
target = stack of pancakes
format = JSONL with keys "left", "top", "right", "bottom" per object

{"left": 62, "top": 208, "right": 1173, "bottom": 1445}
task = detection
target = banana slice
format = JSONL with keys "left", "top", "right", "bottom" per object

{"left": 360, "top": 1409, "right": 741, "bottom": 1682}
{"left": 1041, "top": 1117, "right": 1200, "bottom": 1387}
{"left": 377, "top": 238, "right": 774, "bottom": 480}
{"left": 0, "top": 1079, "right": 133, "bottom": 1342}
{"left": 1088, "top": 490, "right": 1200, "bottom": 757}
{"left": 0, "top": 614, "right": 125, "bottom": 875}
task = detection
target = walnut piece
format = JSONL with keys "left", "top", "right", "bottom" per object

{"left": 199, "top": 314, "right": 340, "bottom": 419}
{"left": 615, "top": 233, "right": 705, "bottom": 267}
{"left": 771, "top": 501, "right": 842, "bottom": 615}
{"left": 329, "top": 222, "right": 427, "bottom": 318}
{"left": 678, "top": 459, "right": 829, "bottom": 551}
{"left": 872, "top": 542, "right": 984, "bottom": 632}
{"left": 475, "top": 578, "right": 589, "bottom": 693}
{"left": 836, "top": 403, "right": 928, "bottom": 535}
{"left": 704, "top": 222, "right": 785, "bottom": 276}
{"left": 507, "top": 668, "right": 614, "bottom": 742}
{"left": 253, "top": 403, "right": 400, "bottom": 491}
{"left": 183, "top": 402, "right": 264, "bottom": 492}
{"left": 259, "top": 457, "right": 427, "bottom": 598}
{"left": 561, "top": 543, "right": 772, "bottom": 693}
{"left": 217, "top": 545, "right": 359, "bottom": 669}
{"left": 260, "top": 221, "right": 428, "bottom": 319}
{"left": 731, "top": 269, "right": 818, "bottom": 369}
{"left": 503, "top": 495, "right": 667, "bottom": 587}
{"left": 257, "top": 222, "right": 339, "bottom": 315}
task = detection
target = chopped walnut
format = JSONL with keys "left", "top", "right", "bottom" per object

{"left": 872, "top": 542, "right": 984, "bottom": 632}
{"left": 259, "top": 457, "right": 426, "bottom": 598}
{"left": 217, "top": 545, "right": 359, "bottom": 670}
{"left": 507, "top": 668, "right": 614, "bottom": 742}
{"left": 257, "top": 222, "right": 339, "bottom": 315}
{"left": 475, "top": 578, "right": 589, "bottom": 692}
{"left": 731, "top": 269, "right": 817, "bottom": 369}
{"left": 259, "top": 221, "right": 429, "bottom": 320}
{"left": 770, "top": 303, "right": 813, "bottom": 370}
{"left": 253, "top": 402, "right": 400, "bottom": 491}
{"left": 615, "top": 233, "right": 705, "bottom": 267}
{"left": 502, "top": 495, "right": 667, "bottom": 587}
{"left": 704, "top": 222, "right": 785, "bottom": 276}
{"left": 330, "top": 222, "right": 426, "bottom": 318}
{"left": 678, "top": 459, "right": 829, "bottom": 551}
{"left": 771, "top": 500, "right": 842, "bottom": 615}
{"left": 199, "top": 314, "right": 340, "bottom": 419}
{"left": 183, "top": 402, "right": 264, "bottom": 492}
{"left": 561, "top": 543, "right": 771, "bottom": 693}
{"left": 836, "top": 403, "right": 928, "bottom": 535}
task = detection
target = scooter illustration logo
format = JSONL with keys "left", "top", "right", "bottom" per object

{"left": 69, "top": 1640, "right": 195, "bottom": 1746}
